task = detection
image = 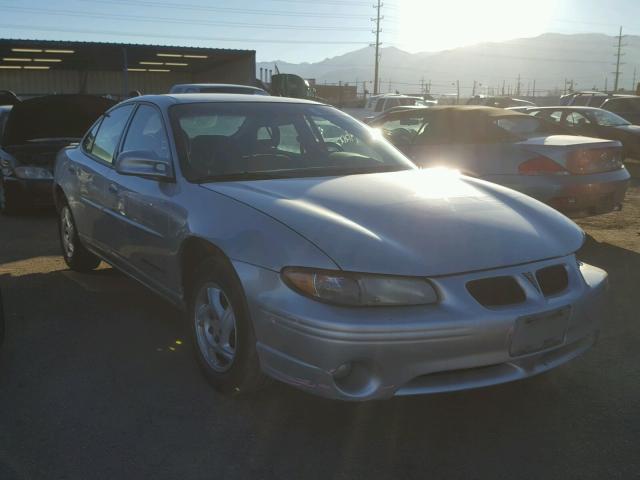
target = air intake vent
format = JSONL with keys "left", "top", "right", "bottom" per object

{"left": 466, "top": 276, "right": 526, "bottom": 307}
{"left": 536, "top": 265, "right": 568, "bottom": 296}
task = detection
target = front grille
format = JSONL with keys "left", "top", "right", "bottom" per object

{"left": 466, "top": 276, "right": 526, "bottom": 307}
{"left": 536, "top": 264, "right": 568, "bottom": 296}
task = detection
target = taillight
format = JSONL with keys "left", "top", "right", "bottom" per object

{"left": 566, "top": 148, "right": 622, "bottom": 174}
{"left": 518, "top": 156, "right": 567, "bottom": 175}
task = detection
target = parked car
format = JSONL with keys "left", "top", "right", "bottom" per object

{"left": 348, "top": 94, "right": 431, "bottom": 122}
{"left": 525, "top": 106, "right": 640, "bottom": 158}
{"left": 467, "top": 96, "right": 536, "bottom": 108}
{"left": 169, "top": 83, "right": 269, "bottom": 95}
{"left": 600, "top": 96, "right": 640, "bottom": 125}
{"left": 0, "top": 95, "right": 115, "bottom": 214}
{"left": 0, "top": 105, "right": 12, "bottom": 142}
{"left": 560, "top": 91, "right": 610, "bottom": 107}
{"left": 53, "top": 94, "right": 607, "bottom": 400}
{"left": 369, "top": 106, "right": 630, "bottom": 217}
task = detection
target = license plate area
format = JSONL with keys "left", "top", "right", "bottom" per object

{"left": 510, "top": 306, "right": 571, "bottom": 357}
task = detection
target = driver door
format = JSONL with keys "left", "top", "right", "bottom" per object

{"left": 105, "top": 103, "right": 180, "bottom": 293}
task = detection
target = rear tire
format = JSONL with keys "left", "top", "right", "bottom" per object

{"left": 59, "top": 201, "right": 101, "bottom": 272}
{"left": 189, "top": 257, "right": 266, "bottom": 395}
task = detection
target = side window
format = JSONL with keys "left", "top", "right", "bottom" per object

{"left": 122, "top": 105, "right": 170, "bottom": 161}
{"left": 548, "top": 111, "right": 563, "bottom": 123}
{"left": 82, "top": 118, "right": 102, "bottom": 153}
{"left": 276, "top": 124, "right": 301, "bottom": 153}
{"left": 565, "top": 111, "right": 591, "bottom": 128}
{"left": 374, "top": 98, "right": 385, "bottom": 112}
{"left": 91, "top": 105, "right": 134, "bottom": 164}
{"left": 572, "top": 95, "right": 590, "bottom": 106}
{"left": 379, "top": 115, "right": 426, "bottom": 145}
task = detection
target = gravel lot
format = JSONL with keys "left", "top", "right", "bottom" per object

{"left": 0, "top": 181, "right": 639, "bottom": 480}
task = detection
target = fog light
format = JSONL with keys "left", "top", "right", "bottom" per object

{"left": 332, "top": 362, "right": 352, "bottom": 380}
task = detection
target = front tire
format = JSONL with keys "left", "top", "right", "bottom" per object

{"left": 189, "top": 258, "right": 266, "bottom": 394}
{"left": 59, "top": 202, "right": 101, "bottom": 272}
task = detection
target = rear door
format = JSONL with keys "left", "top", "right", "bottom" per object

{"left": 69, "top": 104, "right": 134, "bottom": 253}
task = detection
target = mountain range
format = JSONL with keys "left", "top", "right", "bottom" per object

{"left": 257, "top": 33, "right": 640, "bottom": 96}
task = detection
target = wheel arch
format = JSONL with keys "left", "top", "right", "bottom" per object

{"left": 179, "top": 236, "right": 234, "bottom": 299}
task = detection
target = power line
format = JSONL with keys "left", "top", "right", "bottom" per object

{"left": 79, "top": 0, "right": 397, "bottom": 20}
{"left": 0, "top": 5, "right": 383, "bottom": 32}
{"left": 0, "top": 23, "right": 372, "bottom": 44}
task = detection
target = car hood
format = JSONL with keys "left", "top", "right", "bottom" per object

{"left": 2, "top": 94, "right": 115, "bottom": 146}
{"left": 202, "top": 169, "right": 584, "bottom": 276}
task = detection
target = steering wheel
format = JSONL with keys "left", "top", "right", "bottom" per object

{"left": 324, "top": 142, "right": 344, "bottom": 153}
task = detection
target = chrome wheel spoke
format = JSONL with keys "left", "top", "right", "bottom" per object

{"left": 194, "top": 282, "right": 238, "bottom": 372}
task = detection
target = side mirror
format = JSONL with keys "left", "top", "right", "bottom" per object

{"left": 115, "top": 150, "right": 173, "bottom": 181}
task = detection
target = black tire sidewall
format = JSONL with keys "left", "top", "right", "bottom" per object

{"left": 58, "top": 202, "right": 100, "bottom": 272}
{"left": 189, "top": 258, "right": 261, "bottom": 394}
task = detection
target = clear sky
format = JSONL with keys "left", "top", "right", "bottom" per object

{"left": 1, "top": 0, "right": 639, "bottom": 62}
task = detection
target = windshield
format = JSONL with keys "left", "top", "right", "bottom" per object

{"left": 493, "top": 116, "right": 555, "bottom": 138}
{"left": 398, "top": 98, "right": 426, "bottom": 106}
{"left": 170, "top": 102, "right": 415, "bottom": 181}
{"left": 590, "top": 109, "right": 630, "bottom": 126}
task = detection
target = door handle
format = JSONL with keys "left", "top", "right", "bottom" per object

{"left": 108, "top": 183, "right": 119, "bottom": 194}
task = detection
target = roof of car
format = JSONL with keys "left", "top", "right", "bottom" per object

{"left": 171, "top": 83, "right": 264, "bottom": 89}
{"left": 380, "top": 105, "right": 525, "bottom": 117}
{"left": 527, "top": 106, "right": 604, "bottom": 111}
{"left": 120, "top": 93, "right": 326, "bottom": 107}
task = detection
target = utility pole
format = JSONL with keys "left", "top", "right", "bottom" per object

{"left": 605, "top": 76, "right": 608, "bottom": 93}
{"left": 532, "top": 79, "right": 536, "bottom": 98}
{"left": 516, "top": 74, "right": 521, "bottom": 96}
{"left": 420, "top": 77, "right": 425, "bottom": 94}
{"left": 456, "top": 80, "right": 460, "bottom": 104}
{"left": 632, "top": 67, "right": 636, "bottom": 92}
{"left": 613, "top": 26, "right": 625, "bottom": 92}
{"left": 372, "top": 0, "right": 382, "bottom": 95}
{"left": 501, "top": 79, "right": 505, "bottom": 96}
{"left": 472, "top": 80, "right": 477, "bottom": 97}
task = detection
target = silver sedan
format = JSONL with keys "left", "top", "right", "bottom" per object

{"left": 53, "top": 95, "right": 607, "bottom": 400}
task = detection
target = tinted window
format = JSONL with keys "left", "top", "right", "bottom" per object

{"left": 122, "top": 105, "right": 170, "bottom": 161}
{"left": 374, "top": 99, "right": 385, "bottom": 112}
{"left": 379, "top": 115, "right": 426, "bottom": 145}
{"left": 169, "top": 102, "right": 415, "bottom": 180}
{"left": 547, "top": 111, "right": 563, "bottom": 123}
{"left": 565, "top": 111, "right": 591, "bottom": 128}
{"left": 572, "top": 95, "right": 590, "bottom": 106}
{"left": 590, "top": 109, "right": 629, "bottom": 126}
{"left": 91, "top": 105, "right": 134, "bottom": 164}
{"left": 606, "top": 98, "right": 640, "bottom": 113}
{"left": 493, "top": 116, "right": 554, "bottom": 138}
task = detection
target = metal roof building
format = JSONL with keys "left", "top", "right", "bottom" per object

{"left": 0, "top": 39, "right": 256, "bottom": 98}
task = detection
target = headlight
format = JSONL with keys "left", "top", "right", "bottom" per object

{"left": 282, "top": 267, "right": 438, "bottom": 306}
{"left": 13, "top": 166, "right": 53, "bottom": 179}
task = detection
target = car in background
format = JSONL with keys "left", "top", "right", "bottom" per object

{"left": 369, "top": 106, "right": 630, "bottom": 217}
{"left": 169, "top": 83, "right": 269, "bottom": 95}
{"left": 53, "top": 94, "right": 607, "bottom": 400}
{"left": 0, "top": 106, "right": 12, "bottom": 142}
{"left": 525, "top": 106, "right": 640, "bottom": 158}
{"left": 0, "top": 94, "right": 114, "bottom": 214}
{"left": 467, "top": 96, "right": 536, "bottom": 108}
{"left": 560, "top": 91, "right": 610, "bottom": 107}
{"left": 600, "top": 96, "right": 640, "bottom": 125}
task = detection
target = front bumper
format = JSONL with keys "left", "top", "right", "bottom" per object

{"left": 234, "top": 256, "right": 608, "bottom": 401}
{"left": 485, "top": 167, "right": 631, "bottom": 218}
{"left": 3, "top": 176, "right": 54, "bottom": 207}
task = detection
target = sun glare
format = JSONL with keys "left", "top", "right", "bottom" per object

{"left": 397, "top": 0, "right": 555, "bottom": 52}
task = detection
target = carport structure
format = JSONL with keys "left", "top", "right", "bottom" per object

{"left": 0, "top": 39, "right": 256, "bottom": 98}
